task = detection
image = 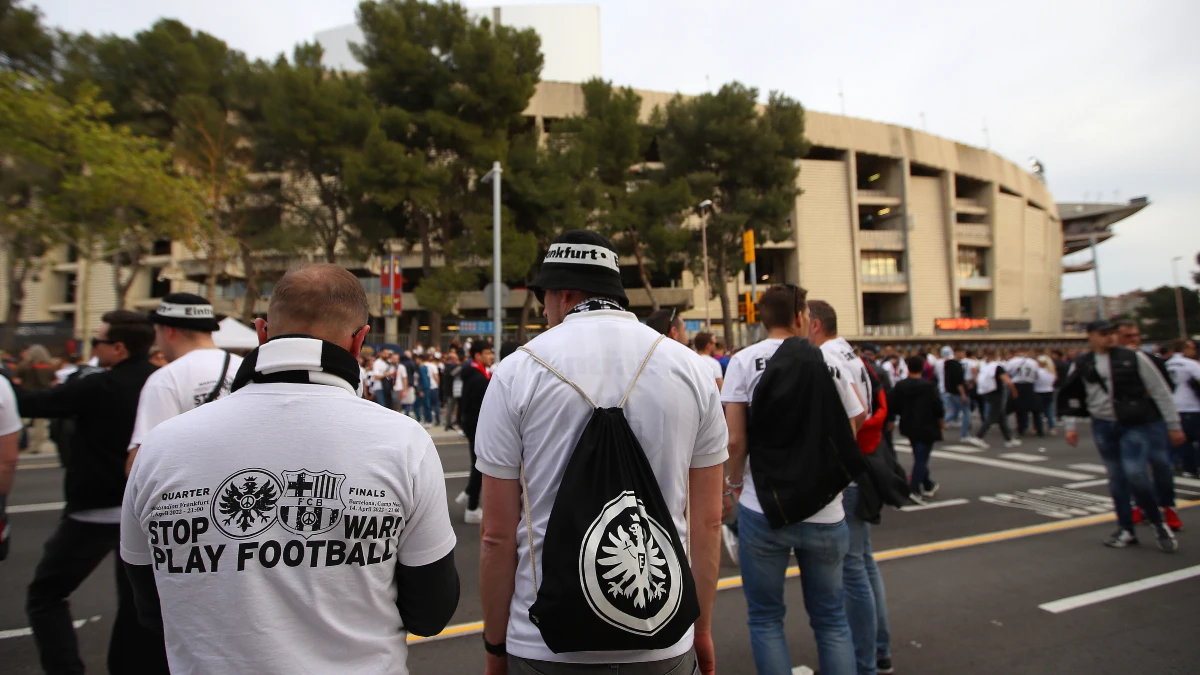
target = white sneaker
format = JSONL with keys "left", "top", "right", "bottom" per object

{"left": 966, "top": 437, "right": 990, "bottom": 449}
{"left": 1004, "top": 439, "right": 1023, "bottom": 448}
{"left": 455, "top": 490, "right": 469, "bottom": 506}
{"left": 721, "top": 524, "right": 739, "bottom": 563}
{"left": 464, "top": 507, "right": 483, "bottom": 525}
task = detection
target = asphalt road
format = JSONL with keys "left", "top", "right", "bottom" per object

{"left": 3, "top": 425, "right": 1200, "bottom": 674}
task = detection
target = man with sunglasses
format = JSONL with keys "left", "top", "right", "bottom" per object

{"left": 126, "top": 293, "right": 242, "bottom": 474}
{"left": 15, "top": 310, "right": 169, "bottom": 674}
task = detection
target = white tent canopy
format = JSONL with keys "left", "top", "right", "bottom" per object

{"left": 212, "top": 317, "right": 258, "bottom": 350}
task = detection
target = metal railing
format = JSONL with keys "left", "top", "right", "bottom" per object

{"left": 862, "top": 324, "right": 913, "bottom": 337}
{"left": 861, "top": 273, "right": 908, "bottom": 285}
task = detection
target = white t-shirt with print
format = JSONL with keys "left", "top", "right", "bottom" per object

{"left": 820, "top": 337, "right": 869, "bottom": 414}
{"left": 721, "top": 338, "right": 865, "bottom": 524}
{"left": 121, "top": 380, "right": 455, "bottom": 675}
{"left": 130, "top": 349, "right": 241, "bottom": 449}
{"left": 1167, "top": 354, "right": 1200, "bottom": 413}
{"left": 0, "top": 376, "right": 24, "bottom": 437}
{"left": 474, "top": 309, "right": 728, "bottom": 665}
{"left": 1005, "top": 357, "right": 1040, "bottom": 385}
{"left": 977, "top": 362, "right": 1004, "bottom": 395}
{"left": 371, "top": 358, "right": 390, "bottom": 393}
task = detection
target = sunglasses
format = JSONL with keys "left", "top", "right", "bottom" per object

{"left": 91, "top": 338, "right": 117, "bottom": 348}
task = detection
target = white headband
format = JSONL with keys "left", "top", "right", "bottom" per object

{"left": 542, "top": 243, "right": 619, "bottom": 272}
{"left": 156, "top": 301, "right": 215, "bottom": 319}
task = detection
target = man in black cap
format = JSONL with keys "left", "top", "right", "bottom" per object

{"left": 16, "top": 310, "right": 169, "bottom": 674}
{"left": 126, "top": 293, "right": 242, "bottom": 472}
{"left": 476, "top": 231, "right": 727, "bottom": 675}
{"left": 1058, "top": 320, "right": 1185, "bottom": 552}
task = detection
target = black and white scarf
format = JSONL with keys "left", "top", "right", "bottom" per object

{"left": 230, "top": 335, "right": 363, "bottom": 396}
{"left": 566, "top": 297, "right": 625, "bottom": 316}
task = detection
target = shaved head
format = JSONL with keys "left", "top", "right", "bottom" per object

{"left": 266, "top": 264, "right": 370, "bottom": 344}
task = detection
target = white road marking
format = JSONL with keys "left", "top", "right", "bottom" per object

{"left": 1176, "top": 476, "right": 1200, "bottom": 489}
{"left": 900, "top": 498, "right": 970, "bottom": 512}
{"left": 7, "top": 502, "right": 65, "bottom": 514}
{"left": 792, "top": 667, "right": 814, "bottom": 675}
{"left": 980, "top": 487, "right": 1113, "bottom": 519}
{"left": 999, "top": 452, "right": 1049, "bottom": 463}
{"left": 1039, "top": 565, "right": 1200, "bottom": 614}
{"left": 941, "top": 444, "right": 985, "bottom": 454}
{"left": 1176, "top": 488, "right": 1200, "bottom": 497}
{"left": 893, "top": 447, "right": 1093, "bottom": 480}
{"left": 0, "top": 615, "right": 100, "bottom": 640}
{"left": 1068, "top": 463, "right": 1108, "bottom": 474}
{"left": 1064, "top": 478, "right": 1110, "bottom": 488}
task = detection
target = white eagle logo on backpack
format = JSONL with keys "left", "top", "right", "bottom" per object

{"left": 599, "top": 513, "right": 667, "bottom": 608}
{"left": 580, "top": 491, "right": 684, "bottom": 636}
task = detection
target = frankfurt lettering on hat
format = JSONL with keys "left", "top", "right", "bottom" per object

{"left": 147, "top": 292, "right": 225, "bottom": 332}
{"left": 155, "top": 301, "right": 216, "bottom": 320}
{"left": 541, "top": 243, "right": 620, "bottom": 272}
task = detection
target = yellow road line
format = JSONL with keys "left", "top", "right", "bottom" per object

{"left": 407, "top": 499, "right": 1198, "bottom": 645}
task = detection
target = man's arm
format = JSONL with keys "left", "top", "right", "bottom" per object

{"left": 723, "top": 402, "right": 748, "bottom": 519}
{"left": 689, "top": 464, "right": 723, "bottom": 675}
{"left": 395, "top": 551, "right": 460, "bottom": 636}
{"left": 480, "top": 476, "right": 521, "bottom": 675}
{"left": 1001, "top": 372, "right": 1018, "bottom": 398}
{"left": 14, "top": 374, "right": 96, "bottom": 419}
{"left": 1136, "top": 352, "right": 1182, "bottom": 432}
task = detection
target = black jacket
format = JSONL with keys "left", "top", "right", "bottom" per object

{"left": 888, "top": 378, "right": 944, "bottom": 444}
{"left": 459, "top": 363, "right": 490, "bottom": 438}
{"left": 748, "top": 337, "right": 867, "bottom": 529}
{"left": 1057, "top": 348, "right": 1164, "bottom": 425}
{"left": 854, "top": 362, "right": 915, "bottom": 524}
{"left": 17, "top": 357, "right": 157, "bottom": 514}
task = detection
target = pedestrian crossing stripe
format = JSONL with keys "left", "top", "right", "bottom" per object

{"left": 941, "top": 444, "right": 985, "bottom": 454}
{"left": 999, "top": 452, "right": 1049, "bottom": 463}
{"left": 1067, "top": 463, "right": 1108, "bottom": 474}
{"left": 979, "top": 486, "right": 1112, "bottom": 519}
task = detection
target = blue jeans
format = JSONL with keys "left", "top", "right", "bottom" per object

{"left": 414, "top": 388, "right": 430, "bottom": 422}
{"left": 738, "top": 504, "right": 855, "bottom": 675}
{"left": 842, "top": 486, "right": 891, "bottom": 675}
{"left": 1092, "top": 419, "right": 1164, "bottom": 530}
{"left": 942, "top": 392, "right": 970, "bottom": 439}
{"left": 426, "top": 389, "right": 442, "bottom": 425}
{"left": 1178, "top": 412, "right": 1200, "bottom": 474}
{"left": 1149, "top": 421, "right": 1175, "bottom": 508}
{"left": 909, "top": 441, "right": 934, "bottom": 493}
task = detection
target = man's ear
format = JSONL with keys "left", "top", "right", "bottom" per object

{"left": 349, "top": 325, "right": 370, "bottom": 358}
{"left": 253, "top": 318, "right": 269, "bottom": 345}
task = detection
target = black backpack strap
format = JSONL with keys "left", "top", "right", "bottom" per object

{"left": 202, "top": 351, "right": 232, "bottom": 404}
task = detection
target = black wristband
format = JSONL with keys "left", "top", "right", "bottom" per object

{"left": 482, "top": 635, "right": 506, "bottom": 657}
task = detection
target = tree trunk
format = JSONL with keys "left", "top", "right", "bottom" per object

{"left": 204, "top": 235, "right": 221, "bottom": 303}
{"left": 112, "top": 244, "right": 142, "bottom": 311}
{"left": 628, "top": 228, "right": 659, "bottom": 311}
{"left": 517, "top": 287, "right": 535, "bottom": 344}
{"left": 419, "top": 212, "right": 441, "bottom": 348}
{"left": 716, "top": 248, "right": 735, "bottom": 349}
{"left": 240, "top": 240, "right": 261, "bottom": 323}
{"left": 2, "top": 240, "right": 31, "bottom": 352}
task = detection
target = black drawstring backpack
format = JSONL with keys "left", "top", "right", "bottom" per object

{"left": 518, "top": 336, "right": 700, "bottom": 653}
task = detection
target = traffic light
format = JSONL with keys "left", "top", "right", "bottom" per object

{"left": 745, "top": 291, "right": 756, "bottom": 324}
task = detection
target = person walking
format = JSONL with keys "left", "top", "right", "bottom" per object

{"left": 16, "top": 344, "right": 56, "bottom": 454}
{"left": 16, "top": 311, "right": 169, "bottom": 675}
{"left": 370, "top": 349, "right": 394, "bottom": 408}
{"left": 126, "top": 293, "right": 242, "bottom": 473}
{"left": 0, "top": 357, "right": 28, "bottom": 561}
{"left": 889, "top": 356, "right": 946, "bottom": 498}
{"left": 476, "top": 231, "right": 727, "bottom": 675}
{"left": 1059, "top": 320, "right": 1184, "bottom": 551}
{"left": 941, "top": 346, "right": 970, "bottom": 443}
{"left": 809, "top": 300, "right": 897, "bottom": 675}
{"left": 454, "top": 340, "right": 493, "bottom": 525}
{"left": 120, "top": 264, "right": 459, "bottom": 675}
{"left": 1035, "top": 355, "right": 1058, "bottom": 436}
{"left": 723, "top": 286, "right": 865, "bottom": 675}
{"left": 693, "top": 332, "right": 725, "bottom": 392}
{"left": 1166, "top": 339, "right": 1200, "bottom": 477}
{"left": 443, "top": 351, "right": 462, "bottom": 431}
{"left": 966, "top": 349, "right": 1019, "bottom": 449}
{"left": 1006, "top": 347, "right": 1044, "bottom": 438}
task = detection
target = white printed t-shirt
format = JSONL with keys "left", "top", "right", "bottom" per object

{"left": 129, "top": 348, "right": 241, "bottom": 448}
{"left": 721, "top": 338, "right": 864, "bottom": 524}
{"left": 121, "top": 378, "right": 455, "bottom": 675}
{"left": 1167, "top": 354, "right": 1200, "bottom": 413}
{"left": 1005, "top": 357, "right": 1040, "bottom": 385}
{"left": 474, "top": 309, "right": 728, "bottom": 664}
{"left": 0, "top": 375, "right": 23, "bottom": 437}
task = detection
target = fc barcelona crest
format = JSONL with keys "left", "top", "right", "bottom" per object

{"left": 279, "top": 469, "right": 346, "bottom": 538}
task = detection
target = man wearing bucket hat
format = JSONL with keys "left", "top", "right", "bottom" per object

{"left": 476, "top": 230, "right": 727, "bottom": 675}
{"left": 126, "top": 293, "right": 242, "bottom": 472}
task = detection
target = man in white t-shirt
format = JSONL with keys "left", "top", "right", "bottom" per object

{"left": 723, "top": 286, "right": 865, "bottom": 675}
{"left": 1166, "top": 339, "right": 1200, "bottom": 477}
{"left": 693, "top": 332, "right": 725, "bottom": 392}
{"left": 0, "top": 370, "right": 28, "bottom": 561}
{"left": 1005, "top": 347, "right": 1044, "bottom": 438}
{"left": 126, "top": 294, "right": 242, "bottom": 473}
{"left": 371, "top": 349, "right": 394, "bottom": 408}
{"left": 476, "top": 231, "right": 726, "bottom": 675}
{"left": 121, "top": 264, "right": 458, "bottom": 675}
{"left": 808, "top": 299, "right": 895, "bottom": 675}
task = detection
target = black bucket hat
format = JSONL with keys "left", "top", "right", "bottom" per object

{"left": 148, "top": 293, "right": 225, "bottom": 332}
{"left": 528, "top": 230, "right": 629, "bottom": 307}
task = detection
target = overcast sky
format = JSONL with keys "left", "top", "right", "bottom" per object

{"left": 30, "top": 0, "right": 1200, "bottom": 298}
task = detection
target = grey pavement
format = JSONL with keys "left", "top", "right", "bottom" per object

{"left": 4, "top": 425, "right": 1200, "bottom": 674}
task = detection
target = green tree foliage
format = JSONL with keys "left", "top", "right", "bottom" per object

{"left": 1136, "top": 285, "right": 1200, "bottom": 341}
{"left": 351, "top": 0, "right": 543, "bottom": 343}
{"left": 659, "top": 83, "right": 809, "bottom": 346}
{"left": 0, "top": 0, "right": 55, "bottom": 76}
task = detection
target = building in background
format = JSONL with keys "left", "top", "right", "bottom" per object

{"left": 1057, "top": 198, "right": 1151, "bottom": 274}
{"left": 1, "top": 5, "right": 1077, "bottom": 351}
{"left": 1062, "top": 291, "right": 1148, "bottom": 331}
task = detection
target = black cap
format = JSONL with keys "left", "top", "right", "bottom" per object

{"left": 1084, "top": 319, "right": 1114, "bottom": 333}
{"left": 528, "top": 230, "right": 628, "bottom": 308}
{"left": 147, "top": 293, "right": 225, "bottom": 332}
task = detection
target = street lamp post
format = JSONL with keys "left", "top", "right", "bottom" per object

{"left": 1172, "top": 256, "right": 1187, "bottom": 339}
{"left": 482, "top": 161, "right": 503, "bottom": 356}
{"left": 697, "top": 200, "right": 714, "bottom": 331}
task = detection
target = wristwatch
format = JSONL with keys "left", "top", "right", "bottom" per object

{"left": 483, "top": 635, "right": 507, "bottom": 657}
